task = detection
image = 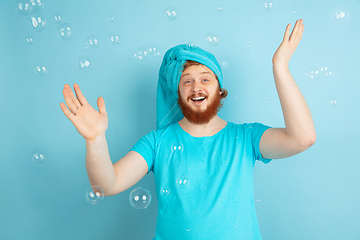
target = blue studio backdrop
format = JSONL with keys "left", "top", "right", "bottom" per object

{"left": 0, "top": 0, "right": 359, "bottom": 239}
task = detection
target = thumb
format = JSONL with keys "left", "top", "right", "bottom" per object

{"left": 97, "top": 97, "right": 107, "bottom": 114}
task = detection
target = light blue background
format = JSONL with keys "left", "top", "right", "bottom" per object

{"left": 1, "top": 0, "right": 359, "bottom": 239}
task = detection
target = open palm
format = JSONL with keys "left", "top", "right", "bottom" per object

{"left": 60, "top": 84, "right": 108, "bottom": 141}
{"left": 272, "top": 19, "right": 304, "bottom": 67}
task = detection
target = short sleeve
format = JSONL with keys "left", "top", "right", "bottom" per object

{"left": 130, "top": 130, "right": 156, "bottom": 173}
{"left": 250, "top": 122, "right": 272, "bottom": 164}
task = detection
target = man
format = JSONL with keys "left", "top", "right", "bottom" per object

{"left": 60, "top": 19, "right": 315, "bottom": 239}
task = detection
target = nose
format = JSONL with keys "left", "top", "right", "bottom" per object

{"left": 192, "top": 80, "right": 202, "bottom": 93}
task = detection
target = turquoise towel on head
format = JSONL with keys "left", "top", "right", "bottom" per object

{"left": 156, "top": 44, "right": 223, "bottom": 129}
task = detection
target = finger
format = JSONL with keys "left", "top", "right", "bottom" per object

{"left": 283, "top": 23, "right": 291, "bottom": 42}
{"left": 63, "top": 86, "right": 79, "bottom": 114}
{"left": 60, "top": 102, "right": 76, "bottom": 124}
{"left": 97, "top": 97, "right": 107, "bottom": 114}
{"left": 292, "top": 20, "right": 304, "bottom": 44}
{"left": 290, "top": 19, "right": 302, "bottom": 42}
{"left": 64, "top": 84, "right": 81, "bottom": 109}
{"left": 73, "top": 83, "right": 89, "bottom": 106}
{"left": 298, "top": 20, "right": 305, "bottom": 41}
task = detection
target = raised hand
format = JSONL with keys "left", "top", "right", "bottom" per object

{"left": 60, "top": 84, "right": 108, "bottom": 141}
{"left": 272, "top": 19, "right": 304, "bottom": 67}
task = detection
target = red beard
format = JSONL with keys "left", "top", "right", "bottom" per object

{"left": 177, "top": 88, "right": 223, "bottom": 125}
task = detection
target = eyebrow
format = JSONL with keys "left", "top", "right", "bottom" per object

{"left": 181, "top": 71, "right": 213, "bottom": 78}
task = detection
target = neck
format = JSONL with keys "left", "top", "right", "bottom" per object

{"left": 178, "top": 115, "right": 227, "bottom": 137}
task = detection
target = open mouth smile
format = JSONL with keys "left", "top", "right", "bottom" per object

{"left": 190, "top": 96, "right": 206, "bottom": 105}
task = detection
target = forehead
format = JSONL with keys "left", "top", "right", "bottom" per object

{"left": 181, "top": 65, "right": 215, "bottom": 78}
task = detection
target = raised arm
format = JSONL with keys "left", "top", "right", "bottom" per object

{"left": 60, "top": 84, "right": 148, "bottom": 196}
{"left": 260, "top": 19, "right": 316, "bottom": 159}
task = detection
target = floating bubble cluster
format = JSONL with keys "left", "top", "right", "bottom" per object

{"left": 129, "top": 187, "right": 152, "bottom": 209}
{"left": 85, "top": 186, "right": 105, "bottom": 204}
{"left": 306, "top": 66, "right": 333, "bottom": 80}
{"left": 134, "top": 46, "right": 149, "bottom": 61}
{"left": 134, "top": 45, "right": 161, "bottom": 61}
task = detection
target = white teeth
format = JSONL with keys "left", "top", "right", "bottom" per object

{"left": 192, "top": 97, "right": 205, "bottom": 101}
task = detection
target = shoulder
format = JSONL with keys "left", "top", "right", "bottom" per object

{"left": 142, "top": 122, "right": 178, "bottom": 139}
{"left": 224, "top": 121, "right": 271, "bottom": 136}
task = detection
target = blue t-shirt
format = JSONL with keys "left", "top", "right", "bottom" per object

{"left": 130, "top": 121, "right": 272, "bottom": 240}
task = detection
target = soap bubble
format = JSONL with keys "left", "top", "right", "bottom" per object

{"left": 245, "top": 44, "right": 253, "bottom": 50}
{"left": 29, "top": 0, "right": 44, "bottom": 12}
{"left": 108, "top": 15, "right": 114, "bottom": 22}
{"left": 28, "top": 12, "right": 46, "bottom": 32}
{"left": 34, "top": 64, "right": 48, "bottom": 76}
{"left": 129, "top": 187, "right": 152, "bottom": 209}
{"left": 171, "top": 142, "right": 184, "bottom": 153}
{"left": 263, "top": 1, "right": 275, "bottom": 11}
{"left": 148, "top": 45, "right": 161, "bottom": 58}
{"left": 320, "top": 66, "right": 333, "bottom": 78}
{"left": 57, "top": 23, "right": 73, "bottom": 40}
{"left": 165, "top": 7, "right": 178, "bottom": 20}
{"left": 206, "top": 33, "right": 219, "bottom": 46}
{"left": 25, "top": 36, "right": 34, "bottom": 45}
{"left": 187, "top": 42, "right": 196, "bottom": 48}
{"left": 87, "top": 35, "right": 100, "bottom": 49}
{"left": 306, "top": 68, "right": 321, "bottom": 80}
{"left": 77, "top": 56, "right": 92, "bottom": 72}
{"left": 176, "top": 176, "right": 189, "bottom": 188}
{"left": 160, "top": 187, "right": 170, "bottom": 197}
{"left": 16, "top": 0, "right": 31, "bottom": 15}
{"left": 85, "top": 186, "right": 105, "bottom": 204}
{"left": 148, "top": 44, "right": 161, "bottom": 58}
{"left": 329, "top": 98, "right": 338, "bottom": 106}
{"left": 109, "top": 32, "right": 120, "bottom": 45}
{"left": 333, "top": 10, "right": 349, "bottom": 24}
{"left": 32, "top": 153, "right": 46, "bottom": 163}
{"left": 134, "top": 46, "right": 149, "bottom": 61}
{"left": 53, "top": 13, "right": 62, "bottom": 23}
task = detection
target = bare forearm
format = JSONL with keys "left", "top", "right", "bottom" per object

{"left": 273, "top": 64, "right": 316, "bottom": 144}
{"left": 85, "top": 133, "right": 116, "bottom": 195}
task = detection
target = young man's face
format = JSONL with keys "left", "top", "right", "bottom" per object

{"left": 177, "top": 64, "right": 223, "bottom": 125}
